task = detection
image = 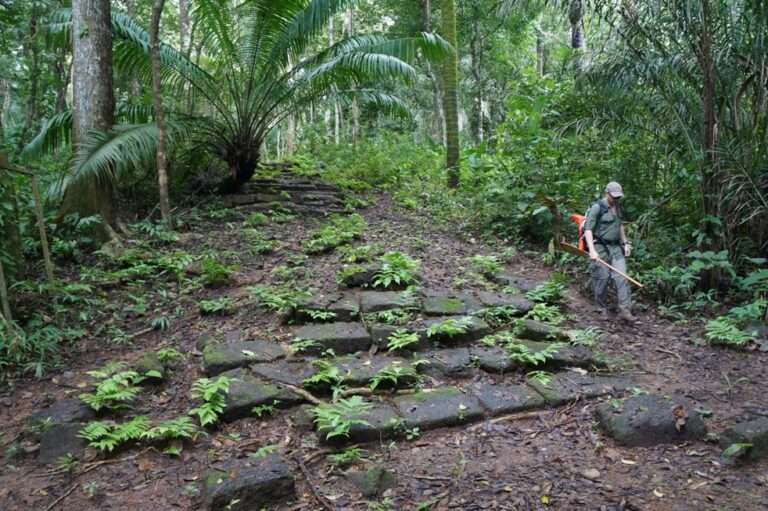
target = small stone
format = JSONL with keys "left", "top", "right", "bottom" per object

{"left": 470, "top": 346, "right": 515, "bottom": 374}
{"left": 339, "top": 265, "right": 381, "bottom": 288}
{"left": 595, "top": 394, "right": 707, "bottom": 447}
{"left": 38, "top": 423, "right": 87, "bottom": 465}
{"left": 134, "top": 352, "right": 165, "bottom": 383}
{"left": 27, "top": 399, "right": 95, "bottom": 433}
{"left": 203, "top": 340, "right": 285, "bottom": 375}
{"left": 719, "top": 417, "right": 768, "bottom": 462}
{"left": 319, "top": 403, "right": 402, "bottom": 444}
{"left": 583, "top": 468, "right": 601, "bottom": 480}
{"left": 346, "top": 465, "right": 396, "bottom": 498}
{"left": 204, "top": 455, "right": 295, "bottom": 511}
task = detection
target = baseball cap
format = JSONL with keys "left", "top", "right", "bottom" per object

{"left": 605, "top": 182, "right": 624, "bottom": 198}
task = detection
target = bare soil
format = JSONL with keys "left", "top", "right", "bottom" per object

{"left": 1, "top": 193, "right": 767, "bottom": 511}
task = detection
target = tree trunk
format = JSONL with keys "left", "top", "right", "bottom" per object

{"left": 150, "top": 0, "right": 172, "bottom": 224}
{"left": 345, "top": 8, "right": 360, "bottom": 143}
{"left": 328, "top": 16, "right": 341, "bottom": 145}
{"left": 179, "top": 0, "right": 190, "bottom": 54}
{"left": 697, "top": 0, "right": 722, "bottom": 289}
{"left": 18, "top": 8, "right": 40, "bottom": 150}
{"left": 61, "top": 0, "right": 116, "bottom": 237}
{"left": 286, "top": 116, "right": 296, "bottom": 156}
{"left": 536, "top": 29, "right": 545, "bottom": 77}
{"left": 441, "top": 0, "right": 460, "bottom": 188}
{"left": 0, "top": 79, "right": 7, "bottom": 139}
{"left": 470, "top": 11, "right": 483, "bottom": 144}
{"left": 569, "top": 0, "right": 585, "bottom": 72}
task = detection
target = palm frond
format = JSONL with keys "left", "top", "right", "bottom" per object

{"left": 21, "top": 111, "right": 73, "bottom": 159}
{"left": 61, "top": 120, "right": 196, "bottom": 197}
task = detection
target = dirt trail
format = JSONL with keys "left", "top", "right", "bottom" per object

{"left": 1, "top": 193, "right": 767, "bottom": 511}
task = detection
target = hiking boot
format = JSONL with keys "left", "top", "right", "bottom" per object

{"left": 618, "top": 309, "right": 637, "bottom": 324}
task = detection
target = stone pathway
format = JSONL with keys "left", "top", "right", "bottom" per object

{"left": 201, "top": 282, "right": 627, "bottom": 443}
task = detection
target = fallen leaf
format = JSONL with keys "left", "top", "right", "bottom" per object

{"left": 673, "top": 405, "right": 687, "bottom": 432}
{"left": 540, "top": 495, "right": 550, "bottom": 505}
{"left": 621, "top": 458, "right": 637, "bottom": 465}
{"left": 653, "top": 489, "right": 664, "bottom": 498}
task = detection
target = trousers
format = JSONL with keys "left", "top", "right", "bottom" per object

{"left": 591, "top": 243, "right": 632, "bottom": 311}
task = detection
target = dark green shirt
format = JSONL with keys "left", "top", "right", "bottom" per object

{"left": 584, "top": 199, "right": 622, "bottom": 243}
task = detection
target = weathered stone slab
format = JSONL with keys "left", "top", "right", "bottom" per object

{"left": 421, "top": 316, "right": 491, "bottom": 344}
{"left": 475, "top": 291, "right": 534, "bottom": 315}
{"left": 205, "top": 455, "right": 296, "bottom": 511}
{"left": 360, "top": 291, "right": 420, "bottom": 313}
{"left": 470, "top": 346, "right": 515, "bottom": 374}
{"left": 511, "top": 340, "right": 601, "bottom": 369}
{"left": 595, "top": 394, "right": 707, "bottom": 447}
{"left": 422, "top": 295, "right": 467, "bottom": 316}
{"left": 528, "top": 372, "right": 631, "bottom": 406}
{"left": 251, "top": 361, "right": 317, "bottom": 387}
{"left": 294, "top": 292, "right": 360, "bottom": 323}
{"left": 490, "top": 274, "right": 542, "bottom": 292}
{"left": 339, "top": 265, "right": 381, "bottom": 288}
{"left": 394, "top": 388, "right": 484, "bottom": 430}
{"left": 220, "top": 369, "right": 303, "bottom": 421}
{"left": 39, "top": 422, "right": 88, "bottom": 465}
{"left": 325, "top": 355, "right": 419, "bottom": 387}
{"left": 422, "top": 348, "right": 473, "bottom": 377}
{"left": 470, "top": 382, "right": 546, "bottom": 416}
{"left": 517, "top": 319, "right": 569, "bottom": 342}
{"left": 719, "top": 417, "right": 768, "bottom": 461}
{"left": 293, "top": 322, "right": 372, "bottom": 355}
{"left": 203, "top": 341, "right": 286, "bottom": 375}
{"left": 319, "top": 403, "right": 402, "bottom": 444}
{"left": 28, "top": 399, "right": 95, "bottom": 429}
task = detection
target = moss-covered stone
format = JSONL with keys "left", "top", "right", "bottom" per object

{"left": 134, "top": 352, "right": 165, "bottom": 383}
{"left": 595, "top": 394, "right": 707, "bottom": 447}
{"left": 394, "top": 387, "right": 484, "bottom": 429}
{"left": 293, "top": 322, "right": 372, "bottom": 355}
{"left": 204, "top": 455, "right": 295, "bottom": 511}
{"left": 346, "top": 465, "right": 396, "bottom": 497}
{"left": 528, "top": 372, "right": 632, "bottom": 405}
{"left": 422, "top": 296, "right": 466, "bottom": 316}
{"left": 202, "top": 341, "right": 285, "bottom": 375}
{"left": 470, "top": 382, "right": 546, "bottom": 416}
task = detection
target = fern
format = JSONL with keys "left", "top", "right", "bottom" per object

{"left": 426, "top": 317, "right": 472, "bottom": 338}
{"left": 525, "top": 277, "right": 567, "bottom": 304}
{"left": 704, "top": 317, "right": 755, "bottom": 347}
{"left": 142, "top": 417, "right": 198, "bottom": 442}
{"left": 79, "top": 416, "right": 151, "bottom": 453}
{"left": 386, "top": 330, "right": 420, "bottom": 351}
{"left": 80, "top": 371, "right": 146, "bottom": 412}
{"left": 369, "top": 362, "right": 423, "bottom": 391}
{"left": 506, "top": 342, "right": 565, "bottom": 367}
{"left": 373, "top": 252, "right": 420, "bottom": 289}
{"left": 312, "top": 396, "right": 373, "bottom": 440}
{"left": 188, "top": 377, "right": 231, "bottom": 427}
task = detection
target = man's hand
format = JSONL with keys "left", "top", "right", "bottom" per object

{"left": 623, "top": 243, "right": 632, "bottom": 258}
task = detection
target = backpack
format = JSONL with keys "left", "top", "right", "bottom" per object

{"left": 571, "top": 201, "right": 609, "bottom": 251}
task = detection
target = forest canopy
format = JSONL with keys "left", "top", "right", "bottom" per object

{"left": 0, "top": 0, "right": 766, "bottom": 376}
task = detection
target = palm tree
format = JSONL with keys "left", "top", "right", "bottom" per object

{"left": 30, "top": 0, "right": 451, "bottom": 197}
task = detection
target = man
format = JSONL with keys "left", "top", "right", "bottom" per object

{"left": 583, "top": 182, "right": 636, "bottom": 323}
